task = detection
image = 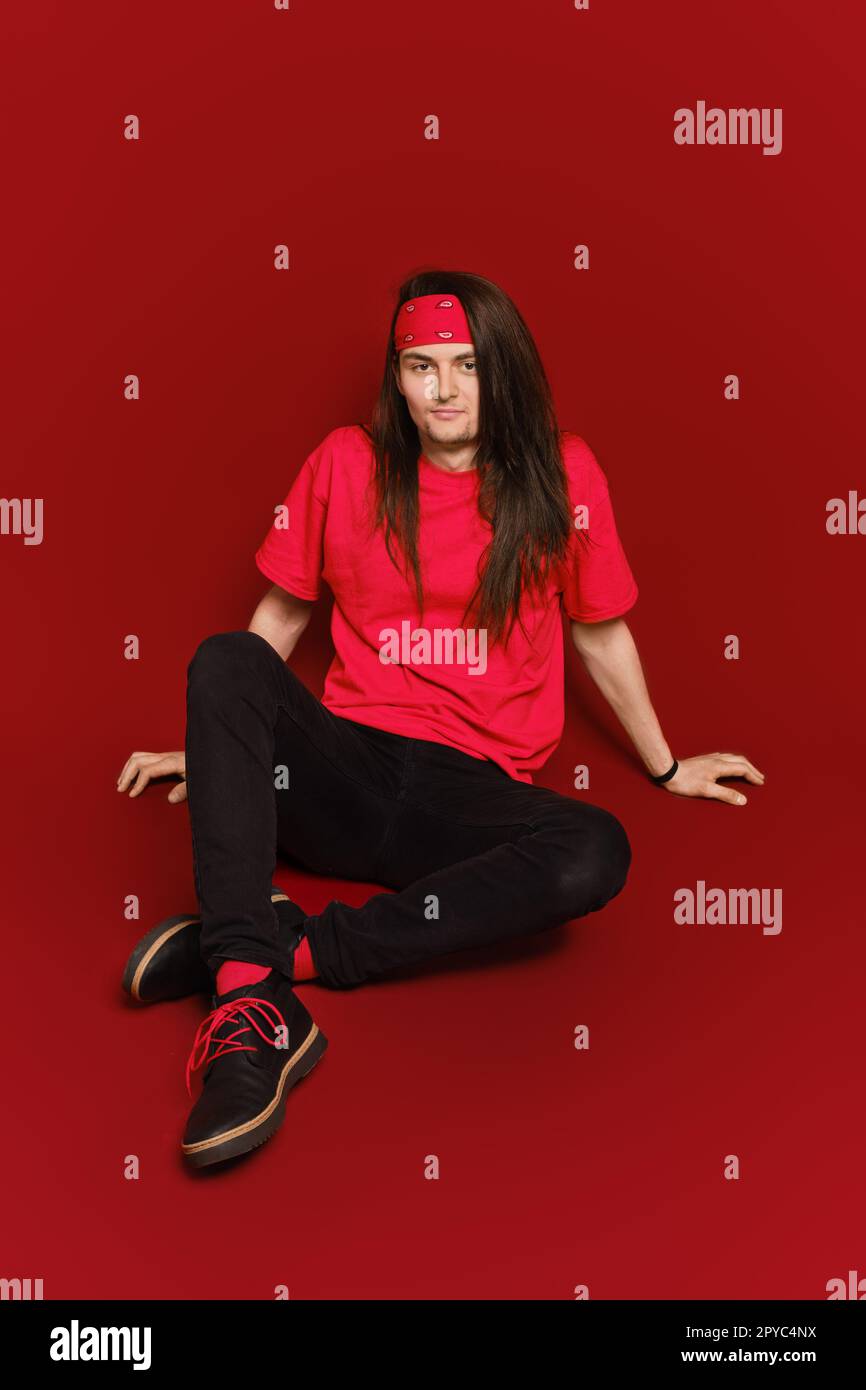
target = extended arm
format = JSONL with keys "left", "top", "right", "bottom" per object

{"left": 569, "top": 617, "right": 764, "bottom": 805}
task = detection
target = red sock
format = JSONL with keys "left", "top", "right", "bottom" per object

{"left": 215, "top": 938, "right": 318, "bottom": 993}
{"left": 292, "top": 935, "right": 318, "bottom": 982}
{"left": 216, "top": 960, "right": 272, "bottom": 995}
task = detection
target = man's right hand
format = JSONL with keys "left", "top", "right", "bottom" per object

{"left": 116, "top": 751, "right": 188, "bottom": 803}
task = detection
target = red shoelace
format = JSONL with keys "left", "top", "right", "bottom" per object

{"left": 185, "top": 996, "right": 289, "bottom": 1096}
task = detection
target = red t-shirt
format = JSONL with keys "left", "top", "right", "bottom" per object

{"left": 254, "top": 424, "right": 638, "bottom": 783}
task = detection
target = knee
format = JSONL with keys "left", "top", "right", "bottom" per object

{"left": 553, "top": 807, "right": 632, "bottom": 917}
{"left": 599, "top": 807, "right": 632, "bottom": 887}
{"left": 187, "top": 630, "right": 272, "bottom": 690}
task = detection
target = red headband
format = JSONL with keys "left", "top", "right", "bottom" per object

{"left": 393, "top": 293, "right": 474, "bottom": 352}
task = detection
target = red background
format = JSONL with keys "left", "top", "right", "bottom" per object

{"left": 2, "top": 1, "right": 863, "bottom": 1299}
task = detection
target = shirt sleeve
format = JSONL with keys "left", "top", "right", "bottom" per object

{"left": 558, "top": 434, "right": 639, "bottom": 622}
{"left": 254, "top": 437, "right": 330, "bottom": 600}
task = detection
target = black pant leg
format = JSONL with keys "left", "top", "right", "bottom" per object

{"left": 304, "top": 739, "right": 633, "bottom": 988}
{"left": 184, "top": 630, "right": 409, "bottom": 975}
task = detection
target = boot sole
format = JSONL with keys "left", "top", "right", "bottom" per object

{"left": 181, "top": 1021, "right": 328, "bottom": 1168}
{"left": 122, "top": 888, "right": 292, "bottom": 1003}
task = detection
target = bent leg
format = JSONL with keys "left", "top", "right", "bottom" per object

{"left": 304, "top": 757, "right": 633, "bottom": 989}
{"left": 184, "top": 629, "right": 633, "bottom": 990}
{"left": 185, "top": 630, "right": 411, "bottom": 976}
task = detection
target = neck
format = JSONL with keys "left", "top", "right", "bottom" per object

{"left": 420, "top": 433, "right": 478, "bottom": 474}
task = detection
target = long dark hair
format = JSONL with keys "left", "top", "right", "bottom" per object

{"left": 358, "top": 269, "right": 580, "bottom": 649}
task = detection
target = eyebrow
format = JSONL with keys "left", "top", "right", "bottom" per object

{"left": 400, "top": 350, "right": 476, "bottom": 363}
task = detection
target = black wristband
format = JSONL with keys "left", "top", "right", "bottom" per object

{"left": 649, "top": 759, "right": 678, "bottom": 785}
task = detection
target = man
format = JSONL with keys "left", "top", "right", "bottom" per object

{"left": 117, "top": 272, "right": 764, "bottom": 1170}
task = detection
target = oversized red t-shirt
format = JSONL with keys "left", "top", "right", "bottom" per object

{"left": 254, "top": 424, "right": 638, "bottom": 783}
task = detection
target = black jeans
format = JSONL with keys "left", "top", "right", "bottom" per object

{"left": 184, "top": 630, "right": 633, "bottom": 989}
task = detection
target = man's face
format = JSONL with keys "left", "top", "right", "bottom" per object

{"left": 393, "top": 341, "right": 479, "bottom": 449}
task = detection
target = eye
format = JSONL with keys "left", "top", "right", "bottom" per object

{"left": 410, "top": 361, "right": 476, "bottom": 373}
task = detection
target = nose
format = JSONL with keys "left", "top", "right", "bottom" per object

{"left": 434, "top": 365, "right": 458, "bottom": 402}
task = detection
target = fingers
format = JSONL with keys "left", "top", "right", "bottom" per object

{"left": 117, "top": 753, "right": 179, "bottom": 797}
{"left": 127, "top": 759, "right": 170, "bottom": 798}
{"left": 167, "top": 782, "right": 189, "bottom": 805}
{"left": 117, "top": 752, "right": 165, "bottom": 791}
{"left": 714, "top": 753, "right": 764, "bottom": 782}
{"left": 116, "top": 752, "right": 161, "bottom": 790}
{"left": 665, "top": 753, "right": 763, "bottom": 804}
{"left": 704, "top": 782, "right": 747, "bottom": 806}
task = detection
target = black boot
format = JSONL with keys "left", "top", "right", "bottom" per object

{"left": 121, "top": 887, "right": 306, "bottom": 1003}
{"left": 181, "top": 969, "right": 328, "bottom": 1168}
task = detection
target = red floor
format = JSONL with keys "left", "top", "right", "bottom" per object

{"left": 2, "top": 610, "right": 862, "bottom": 1298}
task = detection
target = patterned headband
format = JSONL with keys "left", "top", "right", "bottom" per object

{"left": 393, "top": 293, "right": 474, "bottom": 352}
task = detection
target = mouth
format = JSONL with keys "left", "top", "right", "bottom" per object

{"left": 431, "top": 409, "right": 463, "bottom": 418}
